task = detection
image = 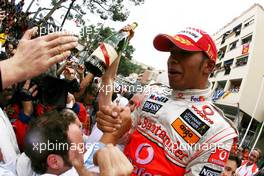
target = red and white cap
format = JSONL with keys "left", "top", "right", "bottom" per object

{"left": 153, "top": 27, "right": 217, "bottom": 62}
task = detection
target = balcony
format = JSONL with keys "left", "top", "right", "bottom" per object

{"left": 229, "top": 79, "right": 242, "bottom": 93}
{"left": 224, "top": 42, "right": 250, "bottom": 60}
{"left": 216, "top": 91, "right": 240, "bottom": 105}
{"left": 212, "top": 79, "right": 242, "bottom": 105}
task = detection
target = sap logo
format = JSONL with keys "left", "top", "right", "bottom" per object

{"left": 199, "top": 166, "right": 221, "bottom": 176}
{"left": 190, "top": 96, "right": 205, "bottom": 102}
{"left": 149, "top": 94, "right": 168, "bottom": 103}
{"left": 142, "top": 101, "right": 162, "bottom": 114}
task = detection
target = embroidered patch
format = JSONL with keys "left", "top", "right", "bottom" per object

{"left": 199, "top": 166, "right": 221, "bottom": 176}
{"left": 142, "top": 101, "right": 162, "bottom": 114}
{"left": 208, "top": 148, "right": 229, "bottom": 167}
{"left": 171, "top": 118, "right": 200, "bottom": 145}
{"left": 148, "top": 94, "right": 169, "bottom": 103}
{"left": 180, "top": 109, "right": 210, "bottom": 135}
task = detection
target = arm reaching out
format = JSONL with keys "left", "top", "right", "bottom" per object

{"left": 0, "top": 27, "right": 78, "bottom": 89}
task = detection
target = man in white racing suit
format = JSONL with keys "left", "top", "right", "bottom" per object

{"left": 96, "top": 27, "right": 238, "bottom": 176}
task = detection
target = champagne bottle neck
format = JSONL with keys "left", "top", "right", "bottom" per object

{"left": 104, "top": 31, "right": 128, "bottom": 50}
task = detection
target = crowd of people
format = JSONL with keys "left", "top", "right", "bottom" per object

{"left": 1, "top": 1, "right": 264, "bottom": 176}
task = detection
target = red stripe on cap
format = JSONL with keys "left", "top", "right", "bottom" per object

{"left": 100, "top": 43, "right": 110, "bottom": 66}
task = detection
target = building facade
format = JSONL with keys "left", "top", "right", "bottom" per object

{"left": 209, "top": 4, "right": 264, "bottom": 148}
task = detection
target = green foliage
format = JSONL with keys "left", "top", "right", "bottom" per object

{"left": 48, "top": 0, "right": 144, "bottom": 24}
{"left": 51, "top": 0, "right": 59, "bottom": 6}
{"left": 118, "top": 57, "right": 142, "bottom": 76}
{"left": 32, "top": 0, "right": 144, "bottom": 27}
{"left": 81, "top": 0, "right": 144, "bottom": 22}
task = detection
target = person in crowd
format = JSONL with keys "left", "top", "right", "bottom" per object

{"left": 63, "top": 66, "right": 77, "bottom": 81}
{"left": 96, "top": 27, "right": 238, "bottom": 175}
{"left": 236, "top": 148, "right": 262, "bottom": 176}
{"left": 6, "top": 80, "right": 37, "bottom": 151}
{"left": 0, "top": 23, "right": 77, "bottom": 175}
{"left": 67, "top": 92, "right": 90, "bottom": 136}
{"left": 82, "top": 83, "right": 99, "bottom": 130}
{"left": 243, "top": 147, "right": 250, "bottom": 161}
{"left": 221, "top": 154, "right": 241, "bottom": 176}
{"left": 0, "top": 9, "right": 132, "bottom": 176}
{"left": 24, "top": 109, "right": 133, "bottom": 176}
{"left": 4, "top": 41, "right": 17, "bottom": 58}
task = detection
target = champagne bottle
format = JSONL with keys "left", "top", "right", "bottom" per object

{"left": 84, "top": 22, "right": 138, "bottom": 77}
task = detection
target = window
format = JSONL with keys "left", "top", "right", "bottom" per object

{"left": 217, "top": 81, "right": 227, "bottom": 90}
{"left": 236, "top": 56, "right": 248, "bottom": 67}
{"left": 229, "top": 40, "right": 238, "bottom": 51}
{"left": 221, "top": 38, "right": 225, "bottom": 45}
{"left": 221, "top": 30, "right": 232, "bottom": 44}
{"left": 233, "top": 24, "right": 242, "bottom": 36}
{"left": 224, "top": 59, "right": 233, "bottom": 75}
{"left": 213, "top": 63, "right": 223, "bottom": 76}
{"left": 243, "top": 16, "right": 254, "bottom": 28}
{"left": 215, "top": 63, "right": 222, "bottom": 70}
{"left": 212, "top": 81, "right": 227, "bottom": 101}
{"left": 244, "top": 19, "right": 254, "bottom": 28}
{"left": 241, "top": 35, "right": 252, "bottom": 45}
{"left": 229, "top": 79, "right": 242, "bottom": 93}
{"left": 217, "top": 46, "right": 227, "bottom": 60}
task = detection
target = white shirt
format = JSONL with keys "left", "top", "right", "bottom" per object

{"left": 0, "top": 167, "right": 16, "bottom": 176}
{"left": 0, "top": 108, "right": 101, "bottom": 176}
{"left": 85, "top": 124, "right": 103, "bottom": 144}
{"left": 0, "top": 108, "right": 36, "bottom": 176}
{"left": 236, "top": 163, "right": 259, "bottom": 176}
{"left": 40, "top": 167, "right": 78, "bottom": 176}
{"left": 0, "top": 108, "right": 20, "bottom": 163}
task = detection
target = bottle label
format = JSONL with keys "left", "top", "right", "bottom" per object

{"left": 90, "top": 42, "right": 118, "bottom": 66}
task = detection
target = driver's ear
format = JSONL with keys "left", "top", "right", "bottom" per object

{"left": 203, "top": 59, "right": 215, "bottom": 75}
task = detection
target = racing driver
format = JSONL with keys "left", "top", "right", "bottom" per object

{"left": 96, "top": 27, "right": 238, "bottom": 176}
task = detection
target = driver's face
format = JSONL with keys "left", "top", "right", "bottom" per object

{"left": 167, "top": 48, "right": 205, "bottom": 90}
